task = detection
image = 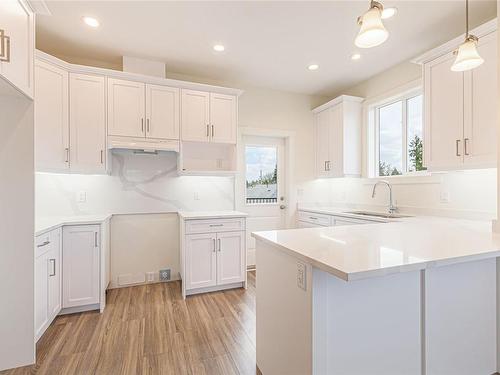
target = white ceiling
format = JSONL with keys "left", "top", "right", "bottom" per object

{"left": 36, "top": 1, "right": 497, "bottom": 96}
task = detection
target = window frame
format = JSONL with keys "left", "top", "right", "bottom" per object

{"left": 244, "top": 143, "right": 280, "bottom": 206}
{"left": 373, "top": 88, "right": 424, "bottom": 178}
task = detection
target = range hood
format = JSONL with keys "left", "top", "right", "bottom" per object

{"left": 108, "top": 136, "right": 179, "bottom": 153}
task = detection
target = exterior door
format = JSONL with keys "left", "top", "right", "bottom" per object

{"left": 236, "top": 135, "right": 287, "bottom": 267}
{"left": 185, "top": 233, "right": 217, "bottom": 289}
{"left": 210, "top": 93, "right": 237, "bottom": 144}
{"left": 62, "top": 225, "right": 100, "bottom": 308}
{"left": 216, "top": 231, "right": 245, "bottom": 285}
{"left": 146, "top": 84, "right": 180, "bottom": 140}
{"left": 34, "top": 59, "right": 69, "bottom": 171}
{"left": 424, "top": 51, "right": 464, "bottom": 170}
{"left": 69, "top": 73, "right": 106, "bottom": 173}
{"left": 315, "top": 108, "right": 331, "bottom": 177}
{"left": 181, "top": 89, "right": 210, "bottom": 142}
{"left": 107, "top": 78, "right": 145, "bottom": 137}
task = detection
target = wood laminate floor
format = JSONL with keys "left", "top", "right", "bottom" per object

{"left": 2, "top": 271, "right": 257, "bottom": 375}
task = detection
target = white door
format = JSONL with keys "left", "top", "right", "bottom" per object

{"left": 185, "top": 233, "right": 217, "bottom": 289}
{"left": 62, "top": 225, "right": 100, "bottom": 308}
{"left": 315, "top": 109, "right": 331, "bottom": 177}
{"left": 210, "top": 93, "right": 237, "bottom": 144}
{"left": 107, "top": 78, "right": 145, "bottom": 138}
{"left": 237, "top": 135, "right": 287, "bottom": 267}
{"left": 34, "top": 59, "right": 69, "bottom": 171}
{"left": 34, "top": 252, "right": 49, "bottom": 340}
{"left": 463, "top": 31, "right": 497, "bottom": 168}
{"left": 0, "top": 0, "right": 34, "bottom": 97}
{"left": 424, "top": 51, "right": 464, "bottom": 170}
{"left": 69, "top": 73, "right": 106, "bottom": 173}
{"left": 181, "top": 89, "right": 210, "bottom": 142}
{"left": 47, "top": 229, "right": 61, "bottom": 320}
{"left": 145, "top": 84, "right": 180, "bottom": 140}
{"left": 216, "top": 231, "right": 245, "bottom": 285}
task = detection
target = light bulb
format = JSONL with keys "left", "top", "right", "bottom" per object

{"left": 451, "top": 36, "right": 484, "bottom": 72}
{"left": 355, "top": 3, "right": 389, "bottom": 49}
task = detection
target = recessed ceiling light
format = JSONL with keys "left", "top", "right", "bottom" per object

{"left": 351, "top": 53, "right": 361, "bottom": 61}
{"left": 308, "top": 64, "right": 319, "bottom": 71}
{"left": 213, "top": 44, "right": 225, "bottom": 52}
{"left": 82, "top": 16, "right": 99, "bottom": 28}
{"left": 381, "top": 7, "right": 397, "bottom": 19}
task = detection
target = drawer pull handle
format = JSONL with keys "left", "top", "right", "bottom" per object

{"left": 209, "top": 224, "right": 224, "bottom": 227}
{"left": 309, "top": 217, "right": 318, "bottom": 220}
{"left": 37, "top": 240, "right": 50, "bottom": 248}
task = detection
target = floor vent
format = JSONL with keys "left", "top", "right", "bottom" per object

{"left": 159, "top": 269, "right": 171, "bottom": 282}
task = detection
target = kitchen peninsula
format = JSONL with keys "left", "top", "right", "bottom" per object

{"left": 253, "top": 216, "right": 500, "bottom": 375}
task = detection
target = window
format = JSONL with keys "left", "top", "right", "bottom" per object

{"left": 245, "top": 145, "right": 278, "bottom": 204}
{"left": 376, "top": 93, "right": 425, "bottom": 176}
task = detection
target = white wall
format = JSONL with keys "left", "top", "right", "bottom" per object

{"left": 0, "top": 90, "right": 35, "bottom": 370}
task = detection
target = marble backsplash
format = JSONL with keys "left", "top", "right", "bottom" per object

{"left": 36, "top": 150, "right": 235, "bottom": 217}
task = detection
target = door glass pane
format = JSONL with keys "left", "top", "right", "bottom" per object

{"left": 379, "top": 101, "right": 403, "bottom": 176}
{"left": 246, "top": 146, "right": 278, "bottom": 204}
{"left": 407, "top": 95, "right": 425, "bottom": 172}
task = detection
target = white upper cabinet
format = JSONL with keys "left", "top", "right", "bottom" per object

{"left": 0, "top": 0, "right": 34, "bottom": 98}
{"left": 210, "top": 93, "right": 237, "bottom": 144}
{"left": 70, "top": 73, "right": 106, "bottom": 173}
{"left": 181, "top": 89, "right": 237, "bottom": 144}
{"left": 418, "top": 23, "right": 497, "bottom": 171}
{"left": 107, "top": 78, "right": 146, "bottom": 138}
{"left": 35, "top": 59, "right": 69, "bottom": 172}
{"left": 181, "top": 89, "right": 210, "bottom": 142}
{"left": 313, "top": 96, "right": 363, "bottom": 178}
{"left": 146, "top": 84, "right": 180, "bottom": 140}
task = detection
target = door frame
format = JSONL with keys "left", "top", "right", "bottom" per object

{"left": 236, "top": 127, "right": 296, "bottom": 229}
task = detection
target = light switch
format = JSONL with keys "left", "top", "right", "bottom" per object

{"left": 440, "top": 191, "right": 450, "bottom": 203}
{"left": 297, "top": 262, "right": 307, "bottom": 291}
{"left": 194, "top": 191, "right": 200, "bottom": 200}
{"left": 77, "top": 190, "right": 87, "bottom": 203}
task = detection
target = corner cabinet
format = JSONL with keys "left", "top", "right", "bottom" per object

{"left": 312, "top": 95, "right": 363, "bottom": 178}
{"left": 419, "top": 26, "right": 497, "bottom": 171}
{"left": 0, "top": 0, "right": 34, "bottom": 98}
{"left": 180, "top": 214, "right": 247, "bottom": 298}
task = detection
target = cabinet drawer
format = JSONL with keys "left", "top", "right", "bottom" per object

{"left": 298, "top": 211, "right": 332, "bottom": 226}
{"left": 35, "top": 232, "right": 52, "bottom": 256}
{"left": 332, "top": 216, "right": 374, "bottom": 226}
{"left": 185, "top": 218, "right": 245, "bottom": 234}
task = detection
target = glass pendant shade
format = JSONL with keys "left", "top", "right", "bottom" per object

{"left": 451, "top": 36, "right": 484, "bottom": 72}
{"left": 355, "top": 5, "right": 389, "bottom": 48}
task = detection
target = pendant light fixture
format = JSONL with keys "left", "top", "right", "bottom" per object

{"left": 355, "top": 1, "right": 389, "bottom": 49}
{"left": 451, "top": 0, "right": 484, "bottom": 72}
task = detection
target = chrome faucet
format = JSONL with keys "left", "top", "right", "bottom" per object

{"left": 371, "top": 180, "right": 397, "bottom": 214}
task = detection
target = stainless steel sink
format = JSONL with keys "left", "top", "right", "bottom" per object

{"left": 344, "top": 211, "right": 413, "bottom": 219}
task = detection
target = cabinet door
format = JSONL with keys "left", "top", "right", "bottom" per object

{"left": 424, "top": 52, "right": 464, "bottom": 170}
{"left": 329, "top": 103, "right": 344, "bottom": 177}
{"left": 34, "top": 59, "right": 69, "bottom": 171}
{"left": 69, "top": 73, "right": 106, "bottom": 173}
{"left": 35, "top": 253, "right": 49, "bottom": 340}
{"left": 0, "top": 0, "right": 34, "bottom": 97}
{"left": 185, "top": 233, "right": 217, "bottom": 290}
{"left": 47, "top": 229, "right": 62, "bottom": 320}
{"left": 463, "top": 32, "right": 497, "bottom": 168}
{"left": 315, "top": 109, "right": 331, "bottom": 177}
{"left": 145, "top": 84, "right": 180, "bottom": 140}
{"left": 216, "top": 231, "right": 245, "bottom": 285}
{"left": 181, "top": 89, "right": 210, "bottom": 142}
{"left": 107, "top": 78, "right": 145, "bottom": 137}
{"left": 62, "top": 225, "right": 100, "bottom": 308}
{"left": 210, "top": 93, "right": 237, "bottom": 144}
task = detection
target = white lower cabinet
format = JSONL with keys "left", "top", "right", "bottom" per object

{"left": 62, "top": 225, "right": 100, "bottom": 308}
{"left": 35, "top": 228, "right": 62, "bottom": 341}
{"left": 181, "top": 216, "right": 247, "bottom": 298}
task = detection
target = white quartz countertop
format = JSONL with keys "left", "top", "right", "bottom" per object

{"left": 252, "top": 217, "right": 500, "bottom": 281}
{"left": 36, "top": 214, "right": 113, "bottom": 236}
{"left": 178, "top": 210, "right": 248, "bottom": 219}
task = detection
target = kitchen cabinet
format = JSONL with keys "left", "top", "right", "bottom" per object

{"left": 62, "top": 225, "right": 100, "bottom": 308}
{"left": 312, "top": 95, "right": 363, "bottom": 178}
{"left": 420, "top": 28, "right": 497, "bottom": 171}
{"left": 107, "top": 78, "right": 145, "bottom": 138}
{"left": 181, "top": 89, "right": 237, "bottom": 144}
{"left": 180, "top": 215, "right": 247, "bottom": 298}
{"left": 297, "top": 210, "right": 382, "bottom": 228}
{"left": 35, "top": 228, "right": 62, "bottom": 341}
{"left": 35, "top": 59, "right": 69, "bottom": 172}
{"left": 69, "top": 73, "right": 106, "bottom": 173}
{"left": 0, "top": 0, "right": 34, "bottom": 98}
{"left": 146, "top": 83, "right": 180, "bottom": 140}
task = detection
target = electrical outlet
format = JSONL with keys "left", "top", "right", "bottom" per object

{"left": 194, "top": 191, "right": 200, "bottom": 200}
{"left": 159, "top": 269, "right": 171, "bottom": 282}
{"left": 440, "top": 191, "right": 450, "bottom": 203}
{"left": 77, "top": 190, "right": 87, "bottom": 203}
{"left": 297, "top": 262, "right": 306, "bottom": 291}
{"left": 146, "top": 272, "right": 155, "bottom": 282}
